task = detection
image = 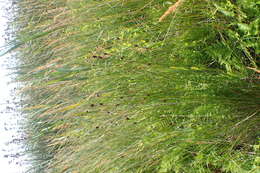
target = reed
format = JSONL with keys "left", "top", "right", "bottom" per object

{"left": 8, "top": 0, "right": 260, "bottom": 172}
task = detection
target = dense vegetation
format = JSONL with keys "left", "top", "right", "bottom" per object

{"left": 6, "top": 0, "right": 260, "bottom": 172}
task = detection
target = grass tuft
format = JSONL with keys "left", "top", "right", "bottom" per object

{"left": 7, "top": 0, "right": 260, "bottom": 172}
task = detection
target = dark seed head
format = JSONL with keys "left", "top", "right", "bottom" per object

{"left": 90, "top": 104, "right": 95, "bottom": 107}
{"left": 234, "top": 145, "right": 243, "bottom": 150}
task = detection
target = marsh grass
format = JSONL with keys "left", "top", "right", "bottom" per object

{"left": 7, "top": 0, "right": 260, "bottom": 172}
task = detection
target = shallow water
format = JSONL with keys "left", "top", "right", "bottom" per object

{"left": 0, "top": 2, "right": 29, "bottom": 173}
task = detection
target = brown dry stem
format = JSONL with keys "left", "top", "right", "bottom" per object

{"left": 159, "top": 0, "right": 184, "bottom": 22}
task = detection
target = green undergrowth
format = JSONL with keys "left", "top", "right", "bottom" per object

{"left": 9, "top": 0, "right": 260, "bottom": 172}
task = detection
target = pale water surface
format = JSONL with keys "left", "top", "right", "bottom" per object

{"left": 0, "top": 1, "right": 29, "bottom": 172}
